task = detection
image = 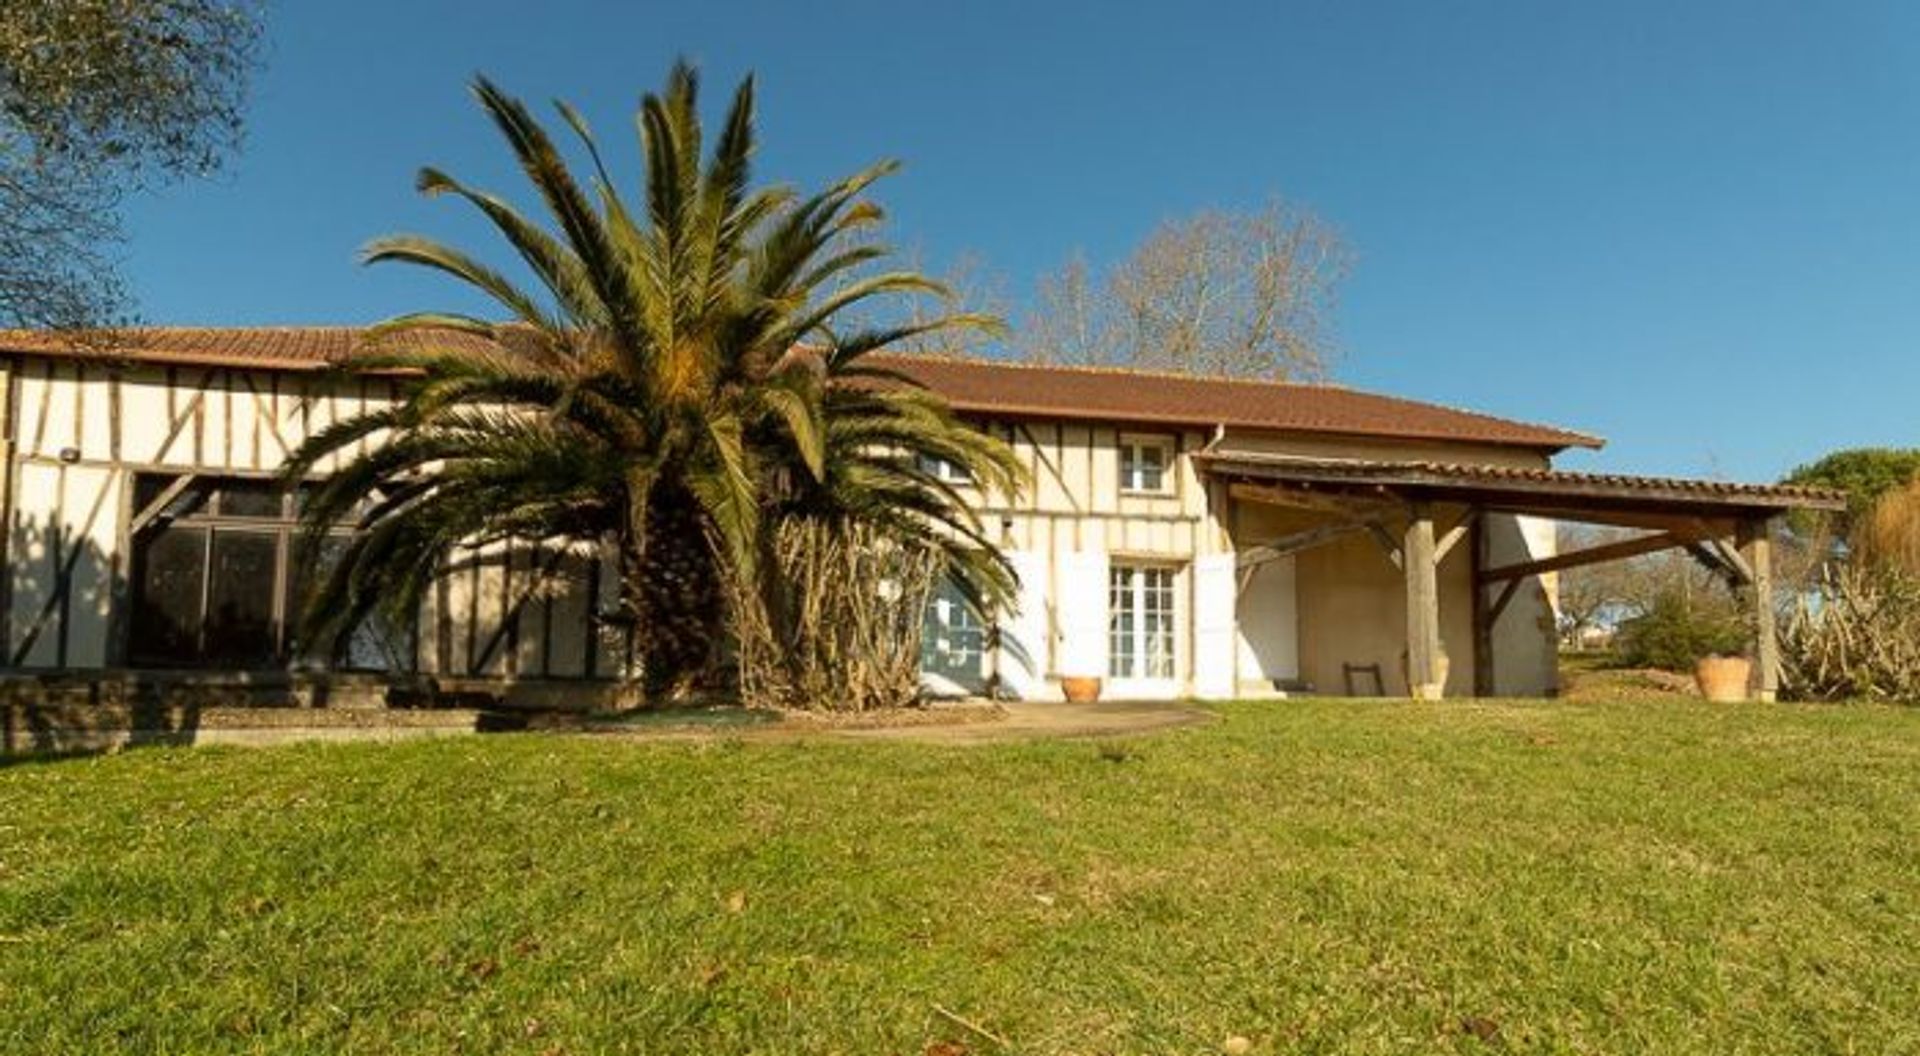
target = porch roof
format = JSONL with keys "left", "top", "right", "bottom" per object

{"left": 1194, "top": 450, "right": 1845, "bottom": 522}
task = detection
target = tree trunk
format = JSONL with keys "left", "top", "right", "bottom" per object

{"left": 624, "top": 475, "right": 728, "bottom": 702}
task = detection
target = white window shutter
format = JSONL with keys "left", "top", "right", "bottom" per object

{"left": 1056, "top": 550, "right": 1110, "bottom": 678}
{"left": 1192, "top": 553, "right": 1238, "bottom": 699}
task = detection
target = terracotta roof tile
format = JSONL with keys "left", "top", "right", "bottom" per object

{"left": 0, "top": 327, "right": 1602, "bottom": 451}
{"left": 0, "top": 326, "right": 506, "bottom": 371}
{"left": 877, "top": 354, "right": 1602, "bottom": 451}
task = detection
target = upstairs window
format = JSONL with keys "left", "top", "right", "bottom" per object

{"left": 918, "top": 453, "right": 974, "bottom": 485}
{"left": 1119, "top": 435, "right": 1174, "bottom": 494}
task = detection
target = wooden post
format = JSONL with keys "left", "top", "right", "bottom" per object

{"left": 1404, "top": 503, "right": 1444, "bottom": 700}
{"left": 1739, "top": 517, "right": 1780, "bottom": 702}
{"left": 1470, "top": 512, "right": 1493, "bottom": 697}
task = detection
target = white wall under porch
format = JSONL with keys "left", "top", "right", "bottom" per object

{"left": 1233, "top": 555, "right": 1300, "bottom": 696}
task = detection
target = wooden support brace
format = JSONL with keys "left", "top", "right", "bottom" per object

{"left": 1238, "top": 520, "right": 1371, "bottom": 570}
{"left": 1479, "top": 529, "right": 1696, "bottom": 583}
{"left": 1435, "top": 508, "right": 1479, "bottom": 564}
{"left": 128, "top": 473, "right": 198, "bottom": 535}
{"left": 1708, "top": 538, "right": 1755, "bottom": 585}
{"left": 1227, "top": 481, "right": 1401, "bottom": 518}
{"left": 1368, "top": 523, "right": 1405, "bottom": 569}
{"left": 1488, "top": 576, "right": 1525, "bottom": 624}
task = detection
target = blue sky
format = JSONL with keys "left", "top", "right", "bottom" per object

{"left": 118, "top": 1, "right": 1920, "bottom": 481}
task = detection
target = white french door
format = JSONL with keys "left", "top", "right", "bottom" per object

{"left": 1108, "top": 564, "right": 1178, "bottom": 692}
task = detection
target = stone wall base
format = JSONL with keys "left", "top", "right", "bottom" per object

{"left": 0, "top": 670, "right": 622, "bottom": 755}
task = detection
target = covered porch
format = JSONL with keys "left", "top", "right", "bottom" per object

{"left": 1198, "top": 453, "right": 1846, "bottom": 700}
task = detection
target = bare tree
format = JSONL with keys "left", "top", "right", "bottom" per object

{"left": 1020, "top": 199, "right": 1351, "bottom": 380}
{"left": 1, "top": 0, "right": 263, "bottom": 329}
{"left": 896, "top": 249, "right": 1011, "bottom": 356}
{"left": 1555, "top": 523, "right": 1732, "bottom": 648}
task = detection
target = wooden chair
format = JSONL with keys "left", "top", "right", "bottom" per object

{"left": 1342, "top": 662, "right": 1385, "bottom": 697}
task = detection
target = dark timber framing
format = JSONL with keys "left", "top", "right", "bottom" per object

{"left": 1201, "top": 453, "right": 1843, "bottom": 701}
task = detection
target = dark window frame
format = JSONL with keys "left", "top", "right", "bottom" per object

{"left": 125, "top": 473, "right": 402, "bottom": 672}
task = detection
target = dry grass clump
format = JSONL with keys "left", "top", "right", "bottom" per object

{"left": 1783, "top": 482, "right": 1920, "bottom": 703}
{"left": 1783, "top": 562, "right": 1920, "bottom": 703}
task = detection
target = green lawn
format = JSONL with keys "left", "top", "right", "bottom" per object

{"left": 3, "top": 700, "right": 1917, "bottom": 1055}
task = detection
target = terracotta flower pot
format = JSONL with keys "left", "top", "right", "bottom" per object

{"left": 1060, "top": 676, "right": 1103, "bottom": 703}
{"left": 1694, "top": 656, "right": 1752, "bottom": 702}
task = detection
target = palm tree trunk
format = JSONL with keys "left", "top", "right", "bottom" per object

{"left": 624, "top": 475, "right": 728, "bottom": 701}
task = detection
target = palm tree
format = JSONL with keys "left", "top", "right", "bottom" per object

{"left": 282, "top": 63, "right": 1021, "bottom": 700}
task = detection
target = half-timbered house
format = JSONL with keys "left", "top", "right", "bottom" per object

{"left": 0, "top": 328, "right": 1842, "bottom": 705}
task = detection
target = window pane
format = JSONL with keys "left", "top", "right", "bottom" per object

{"left": 1147, "top": 569, "right": 1175, "bottom": 677}
{"left": 1121, "top": 441, "right": 1170, "bottom": 492}
{"left": 1108, "top": 567, "right": 1134, "bottom": 678}
{"left": 285, "top": 535, "right": 340, "bottom": 661}
{"left": 204, "top": 530, "right": 280, "bottom": 667}
{"left": 921, "top": 580, "right": 983, "bottom": 674}
{"left": 217, "top": 481, "right": 286, "bottom": 519}
{"left": 285, "top": 535, "right": 404, "bottom": 671}
{"left": 129, "top": 527, "right": 206, "bottom": 665}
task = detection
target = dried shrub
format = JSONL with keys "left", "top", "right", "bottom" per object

{"left": 726, "top": 519, "right": 940, "bottom": 712}
{"left": 1782, "top": 563, "right": 1920, "bottom": 704}
{"left": 1856, "top": 478, "right": 1920, "bottom": 575}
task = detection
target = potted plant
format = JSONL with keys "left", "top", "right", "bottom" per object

{"left": 1691, "top": 605, "right": 1755, "bottom": 703}
{"left": 1694, "top": 653, "right": 1753, "bottom": 702}
{"left": 1617, "top": 588, "right": 1754, "bottom": 702}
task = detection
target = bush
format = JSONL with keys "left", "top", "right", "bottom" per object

{"left": 1613, "top": 588, "right": 1749, "bottom": 672}
{"left": 1783, "top": 563, "right": 1920, "bottom": 703}
{"left": 725, "top": 519, "right": 941, "bottom": 713}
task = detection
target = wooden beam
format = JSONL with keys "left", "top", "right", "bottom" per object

{"left": 1478, "top": 529, "right": 1696, "bottom": 583}
{"left": 1740, "top": 518, "right": 1780, "bottom": 703}
{"left": 1435, "top": 508, "right": 1480, "bottom": 564}
{"left": 1708, "top": 538, "right": 1754, "bottom": 585}
{"left": 1367, "top": 522, "right": 1404, "bottom": 569}
{"left": 1237, "top": 520, "right": 1371, "bottom": 570}
{"left": 1404, "top": 504, "right": 1443, "bottom": 700}
{"left": 1488, "top": 576, "right": 1525, "bottom": 624}
{"left": 128, "top": 473, "right": 198, "bottom": 535}
{"left": 1229, "top": 480, "right": 1400, "bottom": 517}
{"left": 1479, "top": 504, "right": 1741, "bottom": 537}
